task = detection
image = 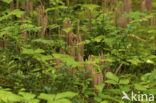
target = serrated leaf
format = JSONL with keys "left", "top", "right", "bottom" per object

{"left": 134, "top": 84, "right": 147, "bottom": 91}
{"left": 106, "top": 72, "right": 119, "bottom": 82}
{"left": 95, "top": 83, "right": 105, "bottom": 93}
{"left": 34, "top": 49, "right": 45, "bottom": 54}
{"left": 148, "top": 89, "right": 156, "bottom": 95}
{"left": 18, "top": 92, "right": 39, "bottom": 103}
{"left": 94, "top": 97, "right": 102, "bottom": 102}
{"left": 33, "top": 39, "right": 53, "bottom": 45}
{"left": 63, "top": 27, "right": 73, "bottom": 33}
{"left": 48, "top": 24, "right": 60, "bottom": 30}
{"left": 2, "top": 0, "right": 12, "bottom": 4}
{"left": 22, "top": 48, "right": 45, "bottom": 55}
{"left": 53, "top": 54, "right": 80, "bottom": 67}
{"left": 22, "top": 48, "right": 34, "bottom": 55}
{"left": 105, "top": 80, "right": 118, "bottom": 84}
{"left": 38, "top": 93, "right": 55, "bottom": 101}
{"left": 55, "top": 91, "right": 77, "bottom": 100}
{"left": 82, "top": 4, "right": 100, "bottom": 10}
{"left": 101, "top": 101, "right": 109, "bottom": 103}
{"left": 19, "top": 92, "right": 36, "bottom": 99}
{"left": 0, "top": 90, "right": 21, "bottom": 102}
{"left": 119, "top": 79, "right": 129, "bottom": 84}
{"left": 119, "top": 86, "right": 131, "bottom": 92}
{"left": 12, "top": 9, "right": 24, "bottom": 18}
{"left": 100, "top": 94, "right": 121, "bottom": 102}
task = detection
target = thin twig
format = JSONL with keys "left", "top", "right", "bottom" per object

{"left": 128, "top": 34, "right": 148, "bottom": 42}
{"left": 115, "top": 63, "right": 123, "bottom": 75}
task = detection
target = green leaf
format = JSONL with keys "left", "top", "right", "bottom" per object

{"left": 0, "top": 10, "right": 24, "bottom": 21}
{"left": 134, "top": 84, "right": 147, "bottom": 91}
{"left": 63, "top": 27, "right": 73, "bottom": 33}
{"left": 19, "top": 92, "right": 36, "bottom": 99}
{"left": 22, "top": 48, "right": 34, "bottom": 55}
{"left": 48, "top": 24, "right": 60, "bottom": 30}
{"left": 38, "top": 93, "right": 55, "bottom": 101}
{"left": 53, "top": 99, "right": 71, "bottom": 103}
{"left": 101, "top": 101, "right": 109, "bottom": 103}
{"left": 148, "top": 89, "right": 156, "bottom": 95}
{"left": 107, "top": 89, "right": 122, "bottom": 95}
{"left": 34, "top": 54, "right": 53, "bottom": 63}
{"left": 38, "top": 92, "right": 76, "bottom": 103}
{"left": 105, "top": 80, "right": 118, "bottom": 85}
{"left": 19, "top": 92, "right": 39, "bottom": 103}
{"left": 146, "top": 59, "right": 154, "bottom": 64}
{"left": 46, "top": 6, "right": 67, "bottom": 12}
{"left": 2, "top": 0, "right": 12, "bottom": 4}
{"left": 53, "top": 54, "right": 80, "bottom": 67}
{"left": 12, "top": 9, "right": 24, "bottom": 18}
{"left": 100, "top": 94, "right": 122, "bottom": 103}
{"left": 119, "top": 86, "right": 131, "bottom": 92}
{"left": 94, "top": 97, "right": 102, "bottom": 102}
{"left": 22, "top": 48, "right": 45, "bottom": 55}
{"left": 0, "top": 90, "right": 21, "bottom": 102}
{"left": 95, "top": 83, "right": 105, "bottom": 94}
{"left": 119, "top": 79, "right": 129, "bottom": 84}
{"left": 21, "top": 24, "right": 41, "bottom": 32}
{"left": 33, "top": 39, "right": 53, "bottom": 45}
{"left": 48, "top": 99, "right": 71, "bottom": 103}
{"left": 55, "top": 91, "right": 77, "bottom": 100}
{"left": 127, "top": 57, "right": 142, "bottom": 65}
{"left": 82, "top": 4, "right": 100, "bottom": 11}
{"left": 106, "top": 72, "right": 119, "bottom": 82}
{"left": 34, "top": 49, "right": 45, "bottom": 54}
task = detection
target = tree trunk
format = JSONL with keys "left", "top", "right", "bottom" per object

{"left": 141, "top": 0, "right": 152, "bottom": 12}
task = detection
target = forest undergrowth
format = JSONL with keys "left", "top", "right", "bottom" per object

{"left": 0, "top": 0, "right": 156, "bottom": 103}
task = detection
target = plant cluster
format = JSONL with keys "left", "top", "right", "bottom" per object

{"left": 0, "top": 0, "right": 155, "bottom": 103}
